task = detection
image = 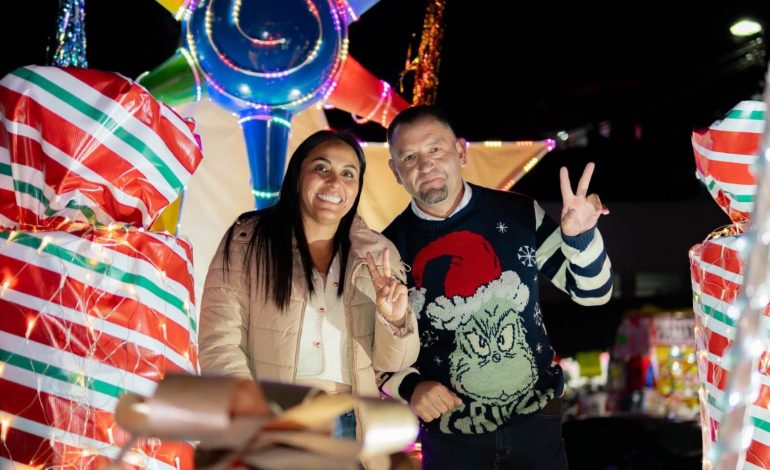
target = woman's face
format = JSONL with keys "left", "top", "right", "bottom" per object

{"left": 297, "top": 140, "right": 361, "bottom": 228}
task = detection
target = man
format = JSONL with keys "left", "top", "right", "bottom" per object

{"left": 379, "top": 106, "right": 612, "bottom": 469}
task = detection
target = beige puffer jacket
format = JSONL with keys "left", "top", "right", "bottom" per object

{"left": 199, "top": 214, "right": 419, "bottom": 469}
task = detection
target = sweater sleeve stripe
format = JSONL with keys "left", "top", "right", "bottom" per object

{"left": 565, "top": 267, "right": 614, "bottom": 303}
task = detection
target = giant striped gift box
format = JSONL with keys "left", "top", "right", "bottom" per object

{"left": 690, "top": 100, "right": 769, "bottom": 469}
{"left": 0, "top": 66, "right": 201, "bottom": 231}
{"left": 690, "top": 234, "right": 770, "bottom": 468}
{"left": 0, "top": 66, "right": 202, "bottom": 469}
{"left": 692, "top": 100, "right": 764, "bottom": 225}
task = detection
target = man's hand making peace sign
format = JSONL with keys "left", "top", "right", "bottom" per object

{"left": 365, "top": 248, "right": 408, "bottom": 327}
{"left": 560, "top": 162, "right": 609, "bottom": 236}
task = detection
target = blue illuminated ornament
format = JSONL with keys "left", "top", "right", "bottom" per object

{"left": 185, "top": 0, "right": 349, "bottom": 207}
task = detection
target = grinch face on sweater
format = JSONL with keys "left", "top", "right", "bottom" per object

{"left": 421, "top": 270, "right": 537, "bottom": 407}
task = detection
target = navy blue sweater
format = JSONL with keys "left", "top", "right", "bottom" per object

{"left": 381, "top": 184, "right": 612, "bottom": 434}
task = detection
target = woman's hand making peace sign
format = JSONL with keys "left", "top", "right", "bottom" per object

{"left": 365, "top": 248, "right": 408, "bottom": 327}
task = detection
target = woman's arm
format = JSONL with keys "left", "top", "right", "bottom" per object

{"left": 199, "top": 234, "right": 254, "bottom": 379}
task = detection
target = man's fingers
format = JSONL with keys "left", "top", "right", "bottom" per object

{"left": 576, "top": 162, "right": 595, "bottom": 197}
{"left": 436, "top": 389, "right": 461, "bottom": 411}
{"left": 413, "top": 398, "right": 442, "bottom": 421}
{"left": 449, "top": 391, "right": 464, "bottom": 407}
{"left": 559, "top": 166, "right": 573, "bottom": 201}
{"left": 587, "top": 193, "right": 604, "bottom": 213}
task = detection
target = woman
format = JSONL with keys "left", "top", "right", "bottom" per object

{"left": 199, "top": 130, "right": 419, "bottom": 466}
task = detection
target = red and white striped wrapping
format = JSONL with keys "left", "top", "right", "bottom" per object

{"left": 691, "top": 101, "right": 770, "bottom": 468}
{"left": 0, "top": 66, "right": 202, "bottom": 469}
{"left": 0, "top": 227, "right": 198, "bottom": 469}
{"left": 0, "top": 65, "right": 202, "bottom": 230}
{"left": 692, "top": 100, "right": 764, "bottom": 225}
{"left": 690, "top": 235, "right": 770, "bottom": 469}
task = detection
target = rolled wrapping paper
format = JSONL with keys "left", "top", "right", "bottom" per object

{"left": 114, "top": 375, "right": 419, "bottom": 462}
{"left": 358, "top": 397, "right": 421, "bottom": 458}
{"left": 115, "top": 376, "right": 271, "bottom": 440}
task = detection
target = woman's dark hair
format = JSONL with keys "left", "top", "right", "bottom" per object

{"left": 224, "top": 130, "right": 367, "bottom": 311}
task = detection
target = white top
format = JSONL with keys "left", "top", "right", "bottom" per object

{"left": 296, "top": 254, "right": 351, "bottom": 385}
{"left": 410, "top": 181, "right": 473, "bottom": 220}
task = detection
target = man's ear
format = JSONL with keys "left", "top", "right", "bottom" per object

{"left": 388, "top": 158, "right": 403, "bottom": 185}
{"left": 456, "top": 138, "right": 468, "bottom": 167}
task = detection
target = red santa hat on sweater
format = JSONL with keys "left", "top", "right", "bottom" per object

{"left": 409, "top": 231, "right": 528, "bottom": 329}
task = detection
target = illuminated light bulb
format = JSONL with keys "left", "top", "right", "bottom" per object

{"left": 483, "top": 141, "right": 502, "bottom": 148}
{"left": 523, "top": 157, "right": 540, "bottom": 173}
{"left": 0, "top": 279, "right": 10, "bottom": 297}
{"left": 730, "top": 19, "right": 763, "bottom": 37}
{"left": 37, "top": 236, "right": 53, "bottom": 253}
{"left": 25, "top": 317, "right": 37, "bottom": 338}
{"left": 0, "top": 361, "right": 5, "bottom": 376}
{"left": 1, "top": 416, "right": 10, "bottom": 441}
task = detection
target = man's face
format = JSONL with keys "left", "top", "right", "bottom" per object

{"left": 388, "top": 117, "right": 467, "bottom": 214}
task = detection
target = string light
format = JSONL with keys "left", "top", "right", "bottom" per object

{"left": 251, "top": 189, "right": 281, "bottom": 199}
{"left": 340, "top": 0, "right": 358, "bottom": 22}
{"left": 0, "top": 279, "right": 10, "bottom": 297}
{"left": 1, "top": 416, "right": 10, "bottom": 442}
{"left": 523, "top": 157, "right": 540, "bottom": 173}
{"left": 37, "top": 236, "right": 53, "bottom": 253}
{"left": 107, "top": 426, "right": 115, "bottom": 446}
{"left": 25, "top": 317, "right": 37, "bottom": 339}
{"left": 401, "top": 0, "right": 446, "bottom": 105}
{"left": 351, "top": 81, "right": 392, "bottom": 125}
{"left": 237, "top": 114, "right": 292, "bottom": 129}
{"left": 178, "top": 47, "right": 202, "bottom": 102}
{"left": 5, "top": 230, "right": 17, "bottom": 244}
{"left": 52, "top": 0, "right": 88, "bottom": 68}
